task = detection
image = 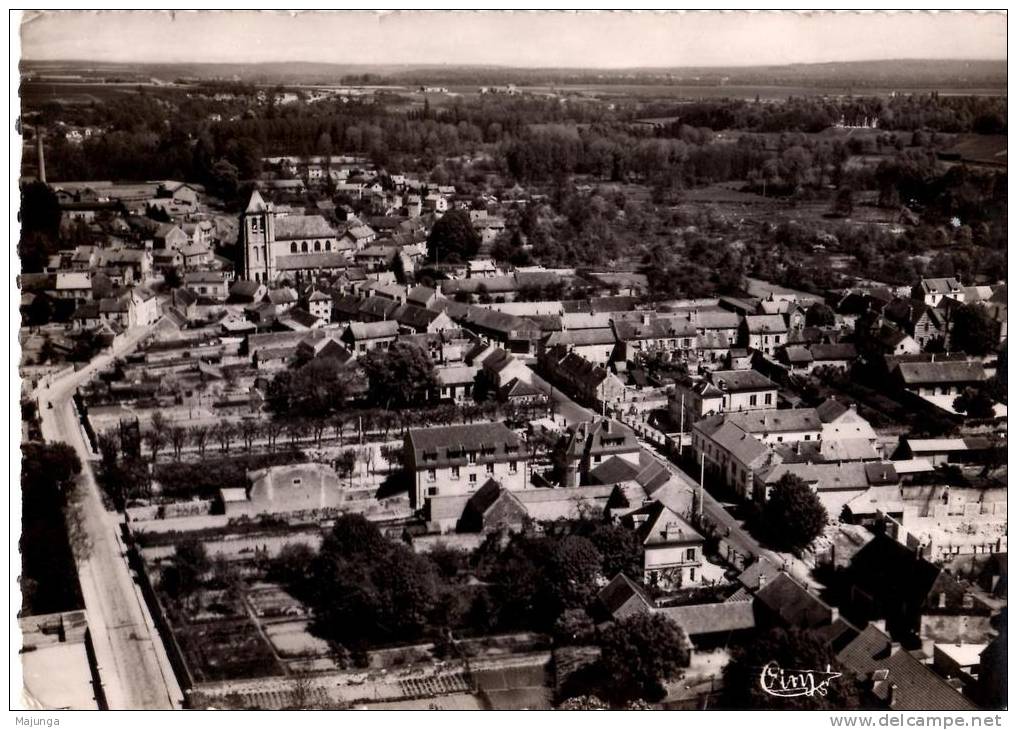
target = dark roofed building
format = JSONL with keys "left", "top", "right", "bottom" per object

{"left": 404, "top": 422, "right": 527, "bottom": 509}
{"left": 754, "top": 572, "right": 835, "bottom": 630}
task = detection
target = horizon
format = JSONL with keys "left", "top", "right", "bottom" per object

{"left": 19, "top": 11, "right": 1007, "bottom": 68}
{"left": 19, "top": 56, "right": 1008, "bottom": 73}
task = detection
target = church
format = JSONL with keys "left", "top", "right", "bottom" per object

{"left": 240, "top": 189, "right": 350, "bottom": 283}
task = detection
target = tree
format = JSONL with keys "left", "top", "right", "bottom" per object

{"left": 360, "top": 342, "right": 438, "bottom": 408}
{"left": 21, "top": 442, "right": 82, "bottom": 496}
{"left": 951, "top": 303, "right": 998, "bottom": 356}
{"left": 189, "top": 425, "right": 210, "bottom": 458}
{"left": 598, "top": 613, "right": 690, "bottom": 702}
{"left": 831, "top": 186, "right": 854, "bottom": 218}
{"left": 806, "top": 302, "right": 836, "bottom": 327}
{"left": 144, "top": 425, "right": 166, "bottom": 465}
{"left": 542, "top": 535, "right": 603, "bottom": 614}
{"left": 162, "top": 538, "right": 210, "bottom": 599}
{"left": 309, "top": 515, "right": 440, "bottom": 645}
{"left": 721, "top": 628, "right": 859, "bottom": 709}
{"left": 269, "top": 542, "right": 316, "bottom": 590}
{"left": 574, "top": 521, "right": 642, "bottom": 579}
{"left": 427, "top": 208, "right": 480, "bottom": 264}
{"left": 954, "top": 387, "right": 996, "bottom": 419}
{"left": 168, "top": 425, "right": 187, "bottom": 460}
{"left": 762, "top": 474, "right": 828, "bottom": 551}
{"left": 268, "top": 357, "right": 350, "bottom": 418}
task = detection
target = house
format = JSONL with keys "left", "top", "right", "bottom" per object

{"left": 558, "top": 418, "right": 641, "bottom": 488}
{"left": 341, "top": 320, "right": 399, "bottom": 353}
{"left": 539, "top": 344, "right": 625, "bottom": 408}
{"left": 457, "top": 479, "right": 530, "bottom": 533}
{"left": 692, "top": 417, "right": 776, "bottom": 500}
{"left": 179, "top": 241, "right": 213, "bottom": 270}
{"left": 154, "top": 223, "right": 188, "bottom": 251}
{"left": 407, "top": 285, "right": 438, "bottom": 308}
{"left": 543, "top": 328, "right": 618, "bottom": 366}
{"left": 914, "top": 278, "right": 965, "bottom": 307}
{"left": 183, "top": 271, "right": 228, "bottom": 301}
{"left": 342, "top": 224, "right": 377, "bottom": 250}
{"left": 817, "top": 398, "right": 879, "bottom": 450}
{"left": 294, "top": 334, "right": 354, "bottom": 366}
{"left": 893, "top": 359, "right": 987, "bottom": 399}
{"left": 719, "top": 408, "right": 823, "bottom": 447}
{"left": 753, "top": 572, "right": 836, "bottom": 630}
{"left": 753, "top": 461, "right": 888, "bottom": 515}
{"left": 741, "top": 314, "right": 789, "bottom": 355}
{"left": 393, "top": 304, "right": 454, "bottom": 334}
{"left": 404, "top": 422, "right": 527, "bottom": 510}
{"left": 892, "top": 437, "right": 995, "bottom": 467}
{"left": 621, "top": 500, "right": 706, "bottom": 590}
{"left": 611, "top": 313, "right": 698, "bottom": 361}
{"left": 304, "top": 289, "right": 333, "bottom": 322}
{"left": 435, "top": 365, "right": 478, "bottom": 403}
{"left": 809, "top": 342, "right": 858, "bottom": 371}
{"left": 836, "top": 624, "right": 976, "bottom": 711}
{"left": 868, "top": 324, "right": 921, "bottom": 356}
{"left": 477, "top": 347, "right": 531, "bottom": 390}
{"left": 670, "top": 369, "right": 779, "bottom": 429}
{"left": 277, "top": 307, "right": 326, "bottom": 331}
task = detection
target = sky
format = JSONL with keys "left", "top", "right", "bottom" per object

{"left": 19, "top": 10, "right": 1007, "bottom": 68}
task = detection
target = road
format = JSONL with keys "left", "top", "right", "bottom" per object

{"left": 35, "top": 322, "right": 183, "bottom": 710}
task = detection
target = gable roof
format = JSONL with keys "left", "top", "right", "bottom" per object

{"left": 245, "top": 189, "right": 270, "bottom": 214}
{"left": 274, "top": 214, "right": 336, "bottom": 240}
{"left": 625, "top": 500, "right": 704, "bottom": 547}
{"left": 744, "top": 314, "right": 789, "bottom": 334}
{"left": 754, "top": 572, "right": 833, "bottom": 629}
{"left": 710, "top": 369, "right": 777, "bottom": 393}
{"left": 597, "top": 573, "right": 653, "bottom": 620}
{"left": 896, "top": 360, "right": 987, "bottom": 385}
{"left": 725, "top": 408, "right": 822, "bottom": 434}
{"left": 656, "top": 600, "right": 756, "bottom": 636}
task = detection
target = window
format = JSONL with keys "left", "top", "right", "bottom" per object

{"left": 468, "top": 451, "right": 477, "bottom": 464}
{"left": 427, "top": 486, "right": 438, "bottom": 496}
{"left": 690, "top": 568, "right": 696, "bottom": 582}
{"left": 777, "top": 436, "right": 783, "bottom": 443}
{"left": 451, "top": 466, "right": 460, "bottom": 480}
{"left": 301, "top": 241, "right": 308, "bottom": 253}
{"left": 593, "top": 454, "right": 602, "bottom": 464}
{"left": 764, "top": 393, "right": 772, "bottom": 405}
{"left": 290, "top": 242, "right": 297, "bottom": 253}
{"left": 486, "top": 463, "right": 494, "bottom": 475}
{"left": 509, "top": 461, "right": 517, "bottom": 473}
{"left": 251, "top": 217, "right": 262, "bottom": 234}
{"left": 749, "top": 395, "right": 757, "bottom": 406}
{"left": 427, "top": 469, "right": 436, "bottom": 482}
{"left": 325, "top": 241, "right": 332, "bottom": 251}
{"left": 293, "top": 478, "right": 302, "bottom": 485}
{"left": 774, "top": 335, "right": 781, "bottom": 344}
{"left": 804, "top": 435, "right": 811, "bottom": 441}
{"left": 686, "top": 548, "right": 696, "bottom": 560}
{"left": 469, "top": 473, "right": 477, "bottom": 484}
{"left": 314, "top": 241, "right": 321, "bottom": 252}
{"left": 763, "top": 335, "right": 769, "bottom": 344}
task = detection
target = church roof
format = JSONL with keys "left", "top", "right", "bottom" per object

{"left": 245, "top": 189, "right": 271, "bottom": 214}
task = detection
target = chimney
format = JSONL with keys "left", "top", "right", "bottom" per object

{"left": 888, "top": 683, "right": 898, "bottom": 709}
{"left": 871, "top": 619, "right": 887, "bottom": 633}
{"left": 757, "top": 574, "right": 767, "bottom": 591}
{"left": 830, "top": 606, "right": 840, "bottom": 623}
{"left": 36, "top": 129, "right": 46, "bottom": 184}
